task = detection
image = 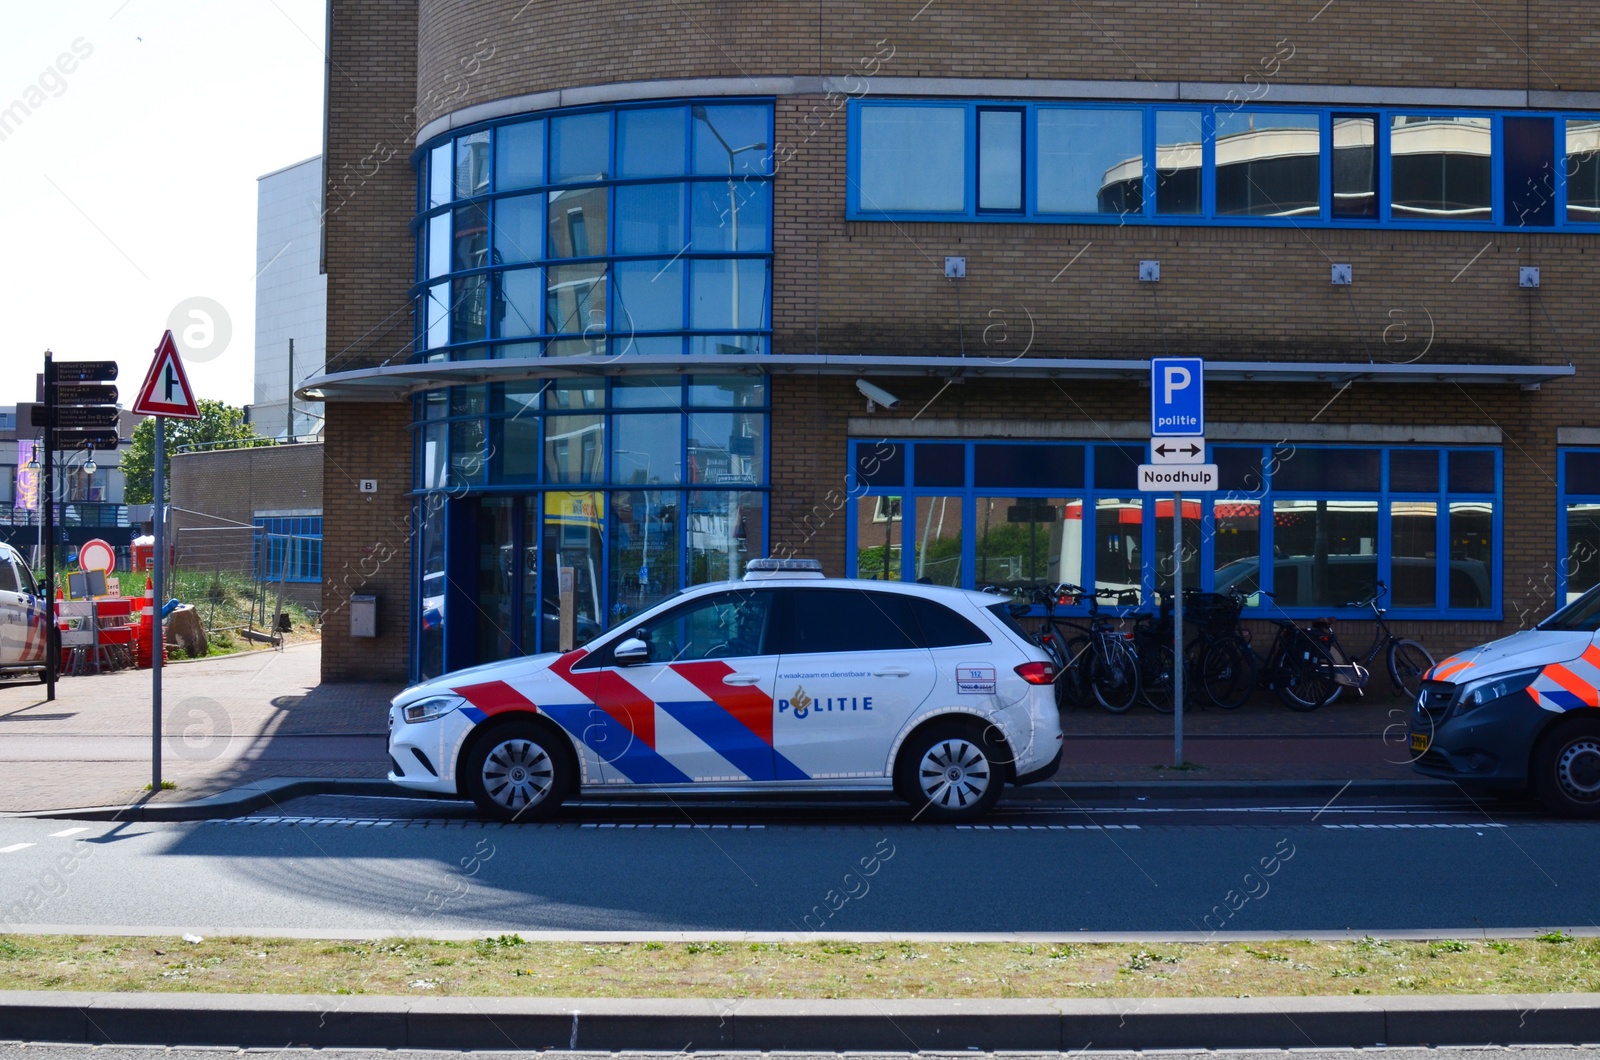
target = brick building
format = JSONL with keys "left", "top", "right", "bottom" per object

{"left": 304, "top": 0, "right": 1600, "bottom": 684}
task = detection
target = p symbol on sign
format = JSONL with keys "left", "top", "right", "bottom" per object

{"left": 1164, "top": 366, "right": 1191, "bottom": 404}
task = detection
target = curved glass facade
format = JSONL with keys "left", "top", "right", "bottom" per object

{"left": 411, "top": 101, "right": 775, "bottom": 679}
{"left": 415, "top": 100, "right": 774, "bottom": 360}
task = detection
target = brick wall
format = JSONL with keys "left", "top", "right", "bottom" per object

{"left": 417, "top": 1, "right": 1595, "bottom": 110}
{"left": 169, "top": 444, "right": 324, "bottom": 608}
{"left": 321, "top": 0, "right": 1600, "bottom": 680}
{"left": 323, "top": 0, "right": 420, "bottom": 681}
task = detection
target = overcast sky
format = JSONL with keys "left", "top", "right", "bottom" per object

{"left": 0, "top": 1, "right": 326, "bottom": 412}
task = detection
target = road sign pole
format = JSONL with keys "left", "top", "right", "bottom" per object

{"left": 43, "top": 351, "right": 56, "bottom": 702}
{"left": 1172, "top": 490, "right": 1184, "bottom": 767}
{"left": 152, "top": 416, "right": 164, "bottom": 794}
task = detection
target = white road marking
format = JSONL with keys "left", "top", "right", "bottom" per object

{"left": 49, "top": 827, "right": 89, "bottom": 837}
{"left": 0, "top": 842, "right": 36, "bottom": 853}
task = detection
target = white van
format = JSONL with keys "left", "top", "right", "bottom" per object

{"left": 0, "top": 542, "right": 48, "bottom": 680}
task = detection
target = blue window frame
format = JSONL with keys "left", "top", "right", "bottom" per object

{"left": 414, "top": 100, "right": 774, "bottom": 363}
{"left": 847, "top": 98, "right": 1600, "bottom": 232}
{"left": 847, "top": 440, "right": 1501, "bottom": 618}
{"left": 254, "top": 517, "right": 322, "bottom": 584}
{"left": 1558, "top": 450, "right": 1600, "bottom": 607}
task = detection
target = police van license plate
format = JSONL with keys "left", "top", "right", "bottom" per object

{"left": 1410, "top": 732, "right": 1429, "bottom": 753}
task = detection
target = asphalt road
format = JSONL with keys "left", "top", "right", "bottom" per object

{"left": 2, "top": 793, "right": 1596, "bottom": 937}
{"left": 5, "top": 1047, "right": 1600, "bottom": 1060}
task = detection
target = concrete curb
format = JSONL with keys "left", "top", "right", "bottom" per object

{"left": 9, "top": 778, "right": 410, "bottom": 822}
{"left": 2, "top": 991, "right": 1597, "bottom": 1050}
{"left": 9, "top": 776, "right": 1460, "bottom": 822}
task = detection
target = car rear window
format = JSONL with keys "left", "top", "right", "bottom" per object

{"left": 911, "top": 598, "right": 990, "bottom": 647}
{"left": 986, "top": 602, "right": 1034, "bottom": 644}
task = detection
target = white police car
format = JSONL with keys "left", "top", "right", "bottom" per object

{"left": 0, "top": 542, "right": 48, "bottom": 680}
{"left": 389, "top": 558, "right": 1064, "bottom": 822}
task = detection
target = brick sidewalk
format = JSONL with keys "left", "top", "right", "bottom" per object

{"left": 0, "top": 642, "right": 401, "bottom": 813}
{"left": 0, "top": 643, "right": 1426, "bottom": 815}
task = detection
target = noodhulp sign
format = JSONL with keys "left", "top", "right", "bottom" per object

{"left": 1137, "top": 463, "right": 1219, "bottom": 492}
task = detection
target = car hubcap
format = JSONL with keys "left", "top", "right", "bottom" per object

{"left": 1556, "top": 739, "right": 1600, "bottom": 802}
{"left": 482, "top": 738, "right": 555, "bottom": 809}
{"left": 918, "top": 738, "right": 991, "bottom": 809}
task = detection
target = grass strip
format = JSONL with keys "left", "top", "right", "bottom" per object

{"left": 1, "top": 934, "right": 1597, "bottom": 998}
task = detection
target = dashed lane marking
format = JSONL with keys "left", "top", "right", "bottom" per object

{"left": 0, "top": 843, "right": 36, "bottom": 853}
{"left": 957, "top": 824, "right": 1140, "bottom": 830}
{"left": 49, "top": 827, "right": 89, "bottom": 838}
{"left": 211, "top": 818, "right": 771, "bottom": 829}
{"left": 1322, "top": 822, "right": 1506, "bottom": 829}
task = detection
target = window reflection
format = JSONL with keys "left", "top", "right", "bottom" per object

{"left": 1566, "top": 120, "right": 1600, "bottom": 222}
{"left": 545, "top": 263, "right": 607, "bottom": 345}
{"left": 618, "top": 106, "right": 687, "bottom": 177}
{"left": 857, "top": 105, "right": 965, "bottom": 212}
{"left": 1214, "top": 112, "right": 1320, "bottom": 217}
{"left": 496, "top": 119, "right": 545, "bottom": 191}
{"left": 974, "top": 497, "right": 1080, "bottom": 590}
{"left": 615, "top": 183, "right": 685, "bottom": 254}
{"left": 611, "top": 489, "right": 681, "bottom": 616}
{"left": 614, "top": 259, "right": 685, "bottom": 334}
{"left": 1390, "top": 115, "right": 1492, "bottom": 220}
{"left": 1153, "top": 496, "right": 1202, "bottom": 595}
{"left": 544, "top": 415, "right": 603, "bottom": 484}
{"left": 857, "top": 495, "right": 903, "bottom": 581}
{"left": 1270, "top": 499, "right": 1380, "bottom": 608}
{"left": 454, "top": 131, "right": 490, "bottom": 199}
{"left": 493, "top": 193, "right": 544, "bottom": 263}
{"left": 550, "top": 111, "right": 610, "bottom": 183}
{"left": 1038, "top": 108, "right": 1143, "bottom": 215}
{"left": 1448, "top": 501, "right": 1493, "bottom": 609}
{"left": 547, "top": 186, "right": 608, "bottom": 258}
{"left": 613, "top": 414, "right": 682, "bottom": 485}
{"left": 497, "top": 267, "right": 541, "bottom": 338}
{"left": 913, "top": 496, "right": 964, "bottom": 585}
{"left": 1390, "top": 500, "right": 1438, "bottom": 607}
{"left": 1332, "top": 114, "right": 1377, "bottom": 218}
{"left": 688, "top": 411, "right": 763, "bottom": 486}
{"left": 543, "top": 491, "right": 605, "bottom": 650}
{"left": 1156, "top": 111, "right": 1203, "bottom": 215}
{"left": 1566, "top": 502, "right": 1600, "bottom": 602}
{"left": 978, "top": 109, "right": 1023, "bottom": 211}
{"left": 1212, "top": 500, "right": 1262, "bottom": 596}
{"left": 1095, "top": 498, "right": 1143, "bottom": 595}
{"left": 688, "top": 491, "right": 764, "bottom": 584}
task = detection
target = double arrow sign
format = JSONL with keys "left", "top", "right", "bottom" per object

{"left": 1151, "top": 441, "right": 1203, "bottom": 460}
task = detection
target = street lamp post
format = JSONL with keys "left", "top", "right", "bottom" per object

{"left": 691, "top": 107, "right": 767, "bottom": 340}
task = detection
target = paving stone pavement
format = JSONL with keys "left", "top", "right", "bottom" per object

{"left": 0, "top": 641, "right": 1427, "bottom": 815}
{"left": 0, "top": 642, "right": 399, "bottom": 814}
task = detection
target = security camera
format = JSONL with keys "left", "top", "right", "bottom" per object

{"left": 855, "top": 379, "right": 901, "bottom": 410}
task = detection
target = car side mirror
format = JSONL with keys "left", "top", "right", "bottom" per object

{"left": 613, "top": 637, "right": 650, "bottom": 665}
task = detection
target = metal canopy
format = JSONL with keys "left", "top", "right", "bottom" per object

{"left": 297, "top": 353, "right": 1574, "bottom": 403}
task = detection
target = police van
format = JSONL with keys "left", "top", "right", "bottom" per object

{"left": 0, "top": 542, "right": 48, "bottom": 681}
{"left": 389, "top": 558, "right": 1065, "bottom": 822}
{"left": 1413, "top": 583, "right": 1600, "bottom": 816}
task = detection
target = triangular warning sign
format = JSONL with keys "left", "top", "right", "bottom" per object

{"left": 132, "top": 330, "right": 201, "bottom": 419}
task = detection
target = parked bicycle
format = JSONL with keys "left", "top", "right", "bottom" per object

{"left": 1056, "top": 584, "right": 1141, "bottom": 714}
{"left": 1321, "top": 581, "right": 1435, "bottom": 702}
{"left": 1128, "top": 593, "right": 1177, "bottom": 713}
{"left": 1182, "top": 589, "right": 1258, "bottom": 710}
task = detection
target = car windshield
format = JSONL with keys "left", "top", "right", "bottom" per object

{"left": 1538, "top": 585, "right": 1600, "bottom": 632}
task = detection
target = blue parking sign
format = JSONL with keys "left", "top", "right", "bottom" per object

{"left": 1151, "top": 357, "right": 1204, "bottom": 436}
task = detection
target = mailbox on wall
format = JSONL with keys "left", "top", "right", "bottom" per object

{"left": 350, "top": 594, "right": 378, "bottom": 638}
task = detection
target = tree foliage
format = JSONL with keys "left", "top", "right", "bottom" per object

{"left": 122, "top": 399, "right": 271, "bottom": 504}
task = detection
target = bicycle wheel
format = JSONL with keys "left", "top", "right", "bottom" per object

{"left": 1388, "top": 638, "right": 1434, "bottom": 699}
{"left": 1138, "top": 640, "right": 1176, "bottom": 713}
{"left": 1277, "top": 636, "right": 1340, "bottom": 711}
{"left": 1057, "top": 635, "right": 1094, "bottom": 709}
{"left": 1199, "top": 636, "right": 1257, "bottom": 710}
{"left": 1090, "top": 636, "right": 1141, "bottom": 714}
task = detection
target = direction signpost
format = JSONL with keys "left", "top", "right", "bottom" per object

{"left": 132, "top": 330, "right": 201, "bottom": 793}
{"left": 39, "top": 352, "right": 119, "bottom": 702}
{"left": 1142, "top": 357, "right": 1211, "bottom": 767}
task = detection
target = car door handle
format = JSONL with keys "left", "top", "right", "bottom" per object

{"left": 872, "top": 668, "right": 911, "bottom": 678}
{"left": 722, "top": 674, "right": 763, "bottom": 686}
